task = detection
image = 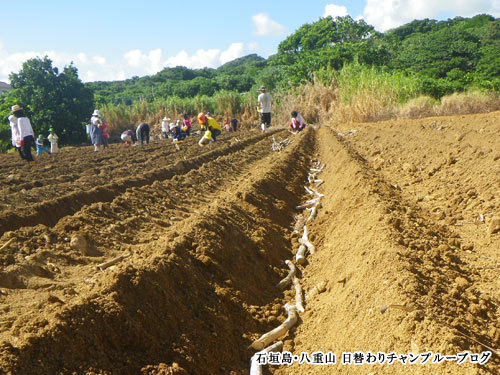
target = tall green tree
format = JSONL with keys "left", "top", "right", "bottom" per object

{"left": 9, "top": 56, "right": 93, "bottom": 144}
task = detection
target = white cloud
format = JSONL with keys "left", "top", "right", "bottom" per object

{"left": 76, "top": 53, "right": 88, "bottom": 64}
{"left": 0, "top": 40, "right": 248, "bottom": 83}
{"left": 124, "top": 48, "right": 163, "bottom": 74}
{"left": 164, "top": 49, "right": 220, "bottom": 69}
{"left": 164, "top": 43, "right": 245, "bottom": 69}
{"left": 220, "top": 43, "right": 244, "bottom": 64}
{"left": 252, "top": 13, "right": 285, "bottom": 36}
{"left": 323, "top": 4, "right": 349, "bottom": 18}
{"left": 364, "top": 0, "right": 500, "bottom": 31}
{"left": 92, "top": 56, "right": 106, "bottom": 65}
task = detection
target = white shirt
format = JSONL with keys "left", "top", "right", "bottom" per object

{"left": 48, "top": 133, "right": 59, "bottom": 144}
{"left": 17, "top": 117, "right": 34, "bottom": 138}
{"left": 91, "top": 115, "right": 101, "bottom": 126}
{"left": 258, "top": 92, "right": 273, "bottom": 113}
{"left": 161, "top": 120, "right": 168, "bottom": 132}
{"left": 9, "top": 115, "right": 20, "bottom": 146}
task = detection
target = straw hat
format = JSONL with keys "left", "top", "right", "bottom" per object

{"left": 92, "top": 109, "right": 100, "bottom": 117}
{"left": 11, "top": 104, "right": 23, "bottom": 112}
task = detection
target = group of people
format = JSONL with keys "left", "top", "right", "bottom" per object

{"left": 9, "top": 85, "right": 306, "bottom": 162}
{"left": 118, "top": 111, "right": 240, "bottom": 149}
{"left": 256, "top": 86, "right": 307, "bottom": 132}
{"left": 88, "top": 110, "right": 110, "bottom": 151}
{"left": 9, "top": 104, "right": 59, "bottom": 163}
{"left": 161, "top": 114, "right": 192, "bottom": 142}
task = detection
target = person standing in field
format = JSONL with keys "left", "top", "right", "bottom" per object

{"left": 90, "top": 109, "right": 104, "bottom": 152}
{"left": 12, "top": 105, "right": 36, "bottom": 162}
{"left": 136, "top": 122, "right": 150, "bottom": 145}
{"left": 47, "top": 128, "right": 59, "bottom": 154}
{"left": 8, "top": 111, "right": 23, "bottom": 159}
{"left": 257, "top": 86, "right": 273, "bottom": 132}
{"left": 161, "top": 117, "right": 170, "bottom": 139}
{"left": 231, "top": 118, "right": 238, "bottom": 132}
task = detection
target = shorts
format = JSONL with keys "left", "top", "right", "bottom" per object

{"left": 261, "top": 112, "right": 271, "bottom": 127}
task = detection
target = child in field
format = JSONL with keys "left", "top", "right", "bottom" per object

{"left": 223, "top": 120, "right": 231, "bottom": 132}
{"left": 182, "top": 114, "right": 191, "bottom": 136}
{"left": 47, "top": 128, "right": 59, "bottom": 154}
{"left": 290, "top": 110, "right": 307, "bottom": 132}
{"left": 35, "top": 134, "right": 49, "bottom": 156}
{"left": 100, "top": 121, "right": 109, "bottom": 149}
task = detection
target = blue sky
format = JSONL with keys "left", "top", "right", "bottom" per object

{"left": 1, "top": 0, "right": 498, "bottom": 83}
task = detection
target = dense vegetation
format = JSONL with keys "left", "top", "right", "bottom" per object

{"left": 85, "top": 14, "right": 500, "bottom": 104}
{"left": 1, "top": 14, "right": 499, "bottom": 151}
{"left": 0, "top": 57, "right": 93, "bottom": 151}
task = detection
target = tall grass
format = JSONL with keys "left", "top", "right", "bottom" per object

{"left": 100, "top": 91, "right": 264, "bottom": 135}
{"left": 278, "top": 63, "right": 500, "bottom": 127}
{"left": 100, "top": 62, "right": 500, "bottom": 135}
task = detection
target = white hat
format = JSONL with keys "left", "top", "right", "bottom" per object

{"left": 92, "top": 109, "right": 100, "bottom": 117}
{"left": 169, "top": 122, "right": 177, "bottom": 130}
{"left": 163, "top": 117, "right": 170, "bottom": 121}
{"left": 11, "top": 104, "right": 23, "bottom": 112}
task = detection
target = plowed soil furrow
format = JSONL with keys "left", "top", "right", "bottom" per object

{"left": 1, "top": 111, "right": 498, "bottom": 375}
{"left": 0, "top": 131, "right": 272, "bottom": 234}
{"left": 274, "top": 117, "right": 499, "bottom": 375}
{"left": 0, "top": 128, "right": 314, "bottom": 374}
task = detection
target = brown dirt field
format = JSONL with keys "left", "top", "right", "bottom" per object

{"left": 0, "top": 112, "right": 498, "bottom": 374}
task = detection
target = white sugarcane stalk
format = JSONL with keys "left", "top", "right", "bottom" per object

{"left": 251, "top": 304, "right": 298, "bottom": 350}
{"left": 97, "top": 253, "right": 131, "bottom": 271}
{"left": 312, "top": 189, "right": 324, "bottom": 198}
{"left": 310, "top": 168, "right": 322, "bottom": 173}
{"left": 299, "top": 226, "right": 316, "bottom": 254}
{"left": 306, "top": 207, "right": 317, "bottom": 222}
{"left": 293, "top": 277, "right": 305, "bottom": 313}
{"left": 306, "top": 197, "right": 320, "bottom": 205}
{"left": 313, "top": 179, "right": 324, "bottom": 186}
{"left": 296, "top": 201, "right": 318, "bottom": 210}
{"left": 0, "top": 238, "right": 14, "bottom": 251}
{"left": 304, "top": 186, "right": 314, "bottom": 196}
{"left": 276, "top": 260, "right": 296, "bottom": 289}
{"left": 308, "top": 173, "right": 316, "bottom": 183}
{"left": 295, "top": 244, "right": 307, "bottom": 264}
{"left": 250, "top": 341, "right": 284, "bottom": 375}
{"left": 305, "top": 281, "right": 327, "bottom": 301}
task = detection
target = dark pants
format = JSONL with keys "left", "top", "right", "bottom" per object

{"left": 261, "top": 112, "right": 271, "bottom": 127}
{"left": 211, "top": 129, "right": 221, "bottom": 141}
{"left": 139, "top": 127, "right": 150, "bottom": 145}
{"left": 22, "top": 135, "right": 35, "bottom": 162}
